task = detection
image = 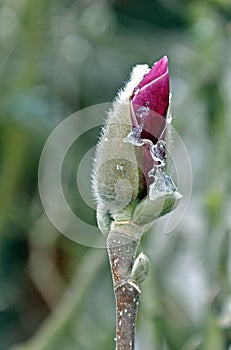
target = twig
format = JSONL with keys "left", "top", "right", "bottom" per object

{"left": 107, "top": 222, "right": 143, "bottom": 349}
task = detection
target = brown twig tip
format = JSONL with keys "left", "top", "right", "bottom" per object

{"left": 115, "top": 281, "right": 140, "bottom": 350}
{"left": 106, "top": 225, "right": 143, "bottom": 350}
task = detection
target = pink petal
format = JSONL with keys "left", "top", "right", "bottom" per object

{"left": 132, "top": 70, "right": 169, "bottom": 117}
{"left": 129, "top": 56, "right": 170, "bottom": 195}
{"left": 138, "top": 56, "right": 168, "bottom": 89}
{"left": 141, "top": 110, "right": 166, "bottom": 142}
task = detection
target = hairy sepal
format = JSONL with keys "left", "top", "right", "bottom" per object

{"left": 132, "top": 191, "right": 182, "bottom": 228}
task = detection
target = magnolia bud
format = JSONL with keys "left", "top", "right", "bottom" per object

{"left": 93, "top": 56, "right": 182, "bottom": 235}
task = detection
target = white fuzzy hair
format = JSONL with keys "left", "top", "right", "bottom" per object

{"left": 92, "top": 63, "right": 150, "bottom": 205}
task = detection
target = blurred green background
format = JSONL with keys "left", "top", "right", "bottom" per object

{"left": 0, "top": 0, "right": 231, "bottom": 349}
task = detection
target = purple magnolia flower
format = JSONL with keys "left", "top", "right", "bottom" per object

{"left": 126, "top": 56, "right": 170, "bottom": 193}
{"left": 93, "top": 55, "right": 180, "bottom": 234}
{"left": 130, "top": 55, "right": 169, "bottom": 138}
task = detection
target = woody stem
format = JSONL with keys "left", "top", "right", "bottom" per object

{"left": 107, "top": 223, "right": 142, "bottom": 350}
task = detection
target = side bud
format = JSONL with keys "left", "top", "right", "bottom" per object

{"left": 131, "top": 252, "right": 151, "bottom": 284}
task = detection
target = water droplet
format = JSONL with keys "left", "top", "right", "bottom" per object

{"left": 167, "top": 113, "right": 172, "bottom": 124}
{"left": 116, "top": 164, "right": 123, "bottom": 171}
{"left": 136, "top": 105, "right": 150, "bottom": 123}
{"left": 149, "top": 168, "right": 177, "bottom": 200}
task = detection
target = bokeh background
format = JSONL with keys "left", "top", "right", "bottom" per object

{"left": 0, "top": 0, "right": 231, "bottom": 349}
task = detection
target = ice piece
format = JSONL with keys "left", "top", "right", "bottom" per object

{"left": 150, "top": 140, "right": 166, "bottom": 167}
{"left": 149, "top": 168, "right": 177, "bottom": 200}
{"left": 148, "top": 167, "right": 156, "bottom": 178}
{"left": 123, "top": 125, "right": 144, "bottom": 146}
